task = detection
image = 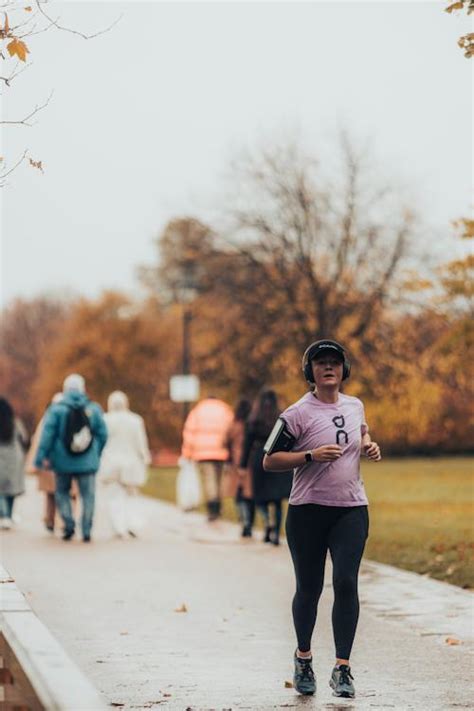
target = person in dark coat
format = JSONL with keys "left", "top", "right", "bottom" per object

{"left": 0, "top": 397, "right": 28, "bottom": 529}
{"left": 240, "top": 389, "right": 292, "bottom": 545}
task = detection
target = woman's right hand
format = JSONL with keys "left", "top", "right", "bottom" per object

{"left": 312, "top": 445, "right": 343, "bottom": 461}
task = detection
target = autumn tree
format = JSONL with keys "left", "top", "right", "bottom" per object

{"left": 141, "top": 217, "right": 277, "bottom": 400}
{"left": 0, "top": 294, "right": 71, "bottom": 431}
{"left": 33, "top": 291, "right": 185, "bottom": 449}
{"left": 360, "top": 219, "right": 474, "bottom": 453}
{"left": 424, "top": 219, "right": 474, "bottom": 449}
{"left": 139, "top": 218, "right": 215, "bottom": 303}
{"left": 143, "top": 137, "right": 419, "bottom": 406}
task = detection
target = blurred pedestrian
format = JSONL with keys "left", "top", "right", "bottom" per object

{"left": 0, "top": 397, "right": 28, "bottom": 529}
{"left": 98, "top": 390, "right": 151, "bottom": 538}
{"left": 240, "top": 389, "right": 292, "bottom": 545}
{"left": 25, "top": 393, "right": 80, "bottom": 533}
{"left": 35, "top": 374, "right": 108, "bottom": 542}
{"left": 263, "top": 339, "right": 381, "bottom": 698}
{"left": 223, "top": 398, "right": 253, "bottom": 537}
{"left": 181, "top": 396, "right": 234, "bottom": 521}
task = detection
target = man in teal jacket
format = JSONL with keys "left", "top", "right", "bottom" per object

{"left": 35, "top": 374, "right": 107, "bottom": 542}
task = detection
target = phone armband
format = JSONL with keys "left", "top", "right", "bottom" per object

{"left": 263, "top": 417, "right": 296, "bottom": 455}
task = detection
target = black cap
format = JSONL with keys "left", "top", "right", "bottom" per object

{"left": 308, "top": 340, "right": 345, "bottom": 361}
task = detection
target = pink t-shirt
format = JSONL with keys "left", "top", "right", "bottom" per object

{"left": 281, "top": 391, "right": 369, "bottom": 507}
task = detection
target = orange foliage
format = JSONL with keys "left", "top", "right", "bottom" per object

{"left": 33, "top": 292, "right": 184, "bottom": 449}
{"left": 2, "top": 219, "right": 472, "bottom": 453}
{"left": 0, "top": 296, "right": 70, "bottom": 433}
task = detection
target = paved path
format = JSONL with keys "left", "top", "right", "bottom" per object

{"left": 1, "top": 478, "right": 473, "bottom": 711}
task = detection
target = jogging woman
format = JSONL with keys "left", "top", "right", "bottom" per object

{"left": 263, "top": 339, "right": 381, "bottom": 698}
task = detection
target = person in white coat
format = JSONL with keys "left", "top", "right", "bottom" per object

{"left": 98, "top": 391, "right": 151, "bottom": 538}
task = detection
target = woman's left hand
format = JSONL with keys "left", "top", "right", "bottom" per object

{"left": 363, "top": 442, "right": 381, "bottom": 461}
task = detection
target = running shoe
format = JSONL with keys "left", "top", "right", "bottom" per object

{"left": 329, "top": 664, "right": 355, "bottom": 698}
{"left": 293, "top": 651, "right": 316, "bottom": 695}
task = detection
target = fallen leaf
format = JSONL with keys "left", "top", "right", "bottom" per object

{"left": 445, "top": 1, "right": 465, "bottom": 11}
{"left": 29, "top": 158, "right": 44, "bottom": 172}
{"left": 446, "top": 637, "right": 462, "bottom": 645}
{"left": 284, "top": 680, "right": 294, "bottom": 688}
{"left": 174, "top": 603, "right": 187, "bottom": 613}
{"left": 7, "top": 38, "right": 30, "bottom": 62}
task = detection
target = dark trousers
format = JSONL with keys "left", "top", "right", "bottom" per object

{"left": 236, "top": 494, "right": 255, "bottom": 532}
{"left": 286, "top": 503, "right": 369, "bottom": 660}
{"left": 0, "top": 495, "right": 15, "bottom": 518}
{"left": 258, "top": 500, "right": 283, "bottom": 541}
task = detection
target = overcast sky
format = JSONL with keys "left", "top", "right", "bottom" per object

{"left": 1, "top": 1, "right": 472, "bottom": 307}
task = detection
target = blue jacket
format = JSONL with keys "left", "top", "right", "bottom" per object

{"left": 35, "top": 391, "right": 108, "bottom": 475}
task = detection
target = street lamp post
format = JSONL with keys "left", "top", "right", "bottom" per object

{"left": 182, "top": 305, "right": 192, "bottom": 422}
{"left": 168, "top": 271, "right": 200, "bottom": 426}
{"left": 179, "top": 264, "right": 197, "bottom": 424}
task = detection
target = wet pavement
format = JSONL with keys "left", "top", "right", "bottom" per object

{"left": 1, "top": 478, "right": 473, "bottom": 711}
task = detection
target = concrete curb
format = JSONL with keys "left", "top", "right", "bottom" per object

{"left": 0, "top": 564, "right": 107, "bottom": 710}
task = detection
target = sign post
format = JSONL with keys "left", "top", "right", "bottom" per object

{"left": 169, "top": 375, "right": 200, "bottom": 404}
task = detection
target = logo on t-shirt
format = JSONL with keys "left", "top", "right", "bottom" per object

{"left": 332, "top": 415, "right": 348, "bottom": 445}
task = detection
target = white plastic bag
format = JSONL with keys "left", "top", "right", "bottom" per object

{"left": 176, "top": 457, "right": 202, "bottom": 511}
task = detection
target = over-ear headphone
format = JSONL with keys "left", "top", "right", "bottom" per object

{"left": 302, "top": 339, "right": 351, "bottom": 383}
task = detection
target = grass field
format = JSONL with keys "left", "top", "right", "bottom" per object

{"left": 142, "top": 457, "right": 474, "bottom": 589}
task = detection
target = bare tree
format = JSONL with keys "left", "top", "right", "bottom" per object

{"left": 0, "top": 294, "right": 71, "bottom": 430}
{"left": 139, "top": 135, "right": 419, "bottom": 396}
{"left": 220, "top": 135, "right": 416, "bottom": 355}
{"left": 139, "top": 217, "right": 216, "bottom": 304}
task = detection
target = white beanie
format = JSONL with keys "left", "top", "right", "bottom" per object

{"left": 107, "top": 390, "right": 129, "bottom": 412}
{"left": 63, "top": 374, "right": 86, "bottom": 394}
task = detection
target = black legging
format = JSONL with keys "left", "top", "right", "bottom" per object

{"left": 285, "top": 503, "right": 369, "bottom": 660}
